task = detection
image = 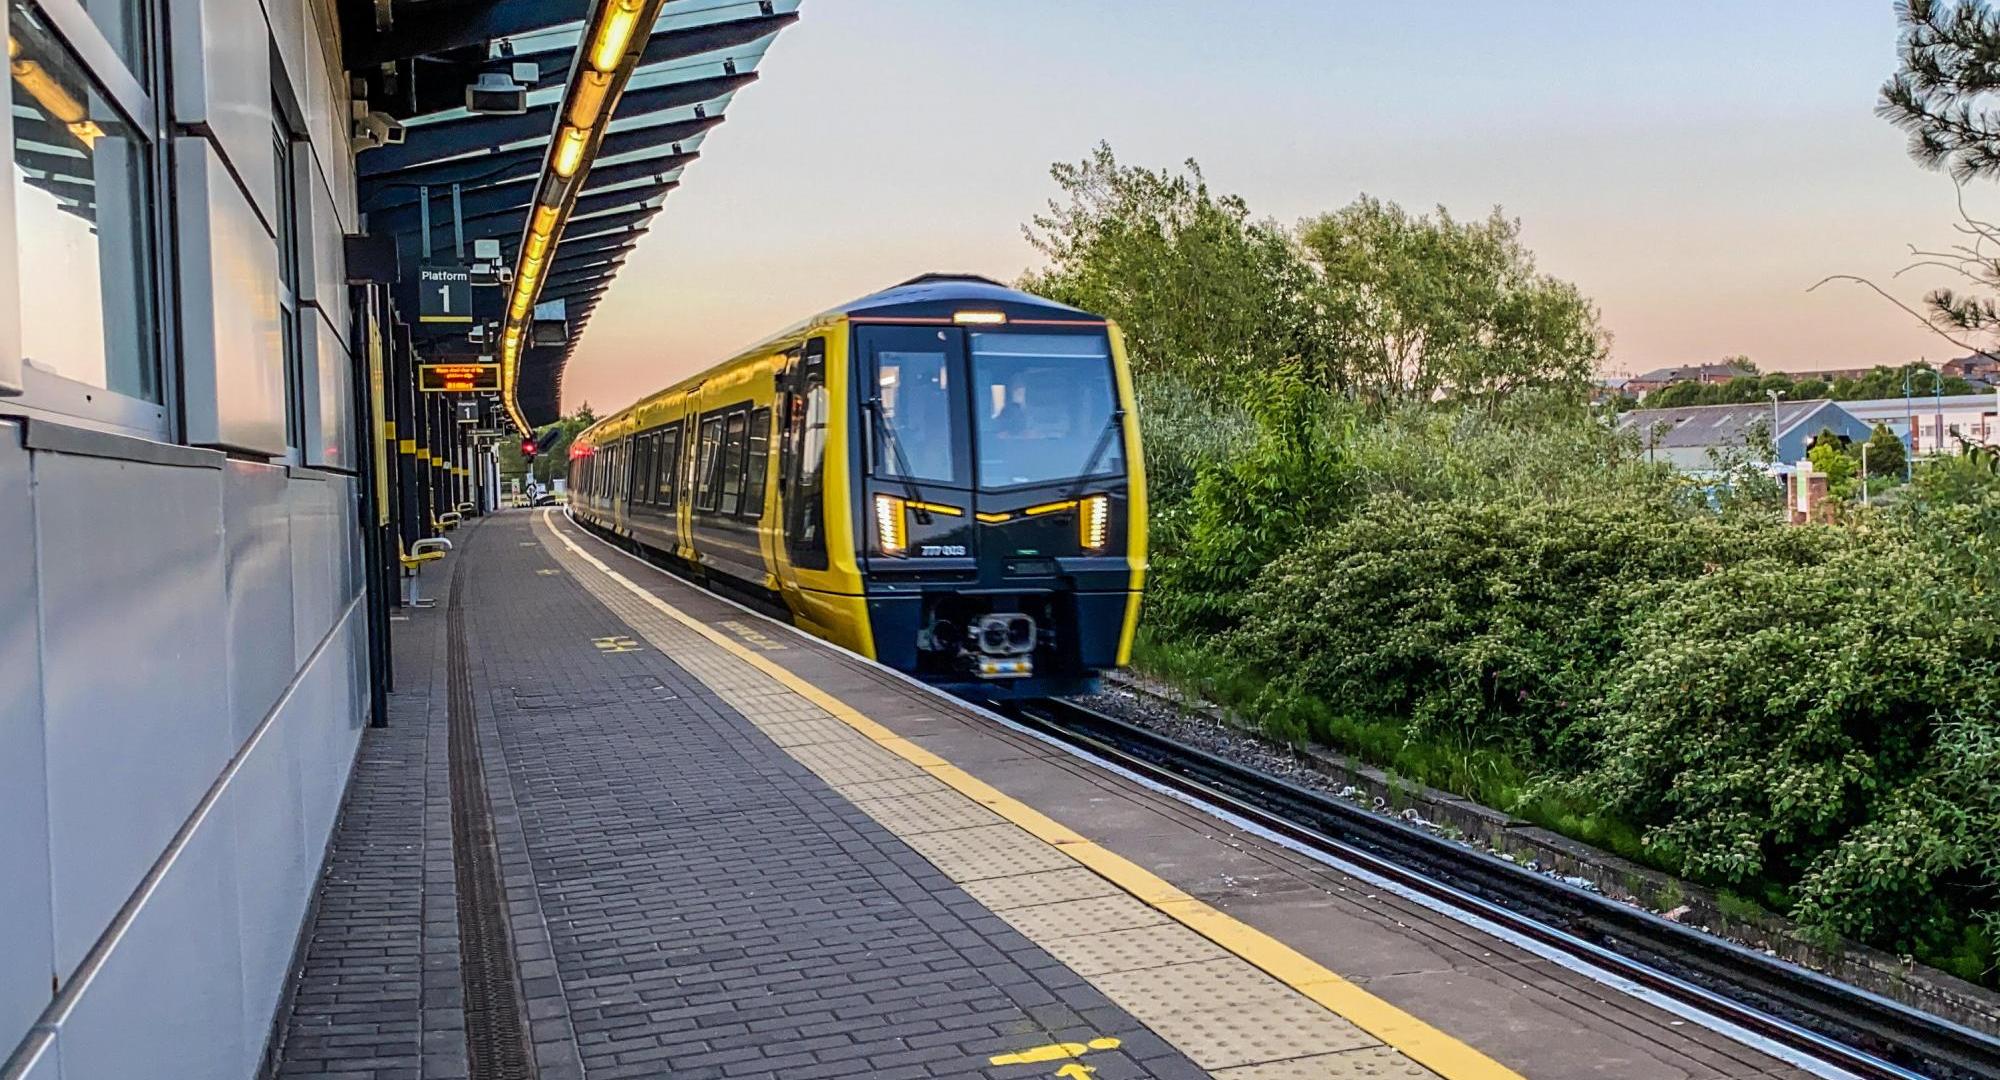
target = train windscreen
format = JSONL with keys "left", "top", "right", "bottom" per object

{"left": 970, "top": 332, "right": 1123, "bottom": 488}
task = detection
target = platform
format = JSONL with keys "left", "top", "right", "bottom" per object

{"left": 270, "top": 510, "right": 1813, "bottom": 1080}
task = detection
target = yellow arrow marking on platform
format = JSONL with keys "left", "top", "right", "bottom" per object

{"left": 1054, "top": 1066, "right": 1094, "bottom": 1079}
{"left": 592, "top": 635, "right": 642, "bottom": 653}
{"left": 988, "top": 1038, "right": 1119, "bottom": 1066}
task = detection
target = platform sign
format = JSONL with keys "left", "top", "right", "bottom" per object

{"left": 418, "top": 362, "right": 500, "bottom": 393}
{"left": 418, "top": 262, "right": 473, "bottom": 324}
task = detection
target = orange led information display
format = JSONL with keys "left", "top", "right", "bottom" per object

{"left": 418, "top": 363, "right": 500, "bottom": 393}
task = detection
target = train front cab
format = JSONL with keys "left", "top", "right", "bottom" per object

{"left": 835, "top": 310, "right": 1147, "bottom": 700}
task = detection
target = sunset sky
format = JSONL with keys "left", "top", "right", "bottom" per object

{"left": 563, "top": 1, "right": 2000, "bottom": 413}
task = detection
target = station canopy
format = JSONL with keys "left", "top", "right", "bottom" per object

{"left": 344, "top": 0, "right": 800, "bottom": 428}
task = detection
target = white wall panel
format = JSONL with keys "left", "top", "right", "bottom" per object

{"left": 223, "top": 460, "right": 297, "bottom": 745}
{"left": 170, "top": 0, "right": 277, "bottom": 226}
{"left": 35, "top": 450, "right": 229, "bottom": 977}
{"left": 229, "top": 689, "right": 308, "bottom": 1074}
{"left": 311, "top": 318, "right": 354, "bottom": 471}
{"left": 300, "top": 20, "right": 355, "bottom": 231}
{"left": 0, "top": 429, "right": 53, "bottom": 1051}
{"left": 289, "top": 477, "right": 339, "bottom": 663}
{"left": 262, "top": 0, "right": 306, "bottom": 109}
{"left": 303, "top": 168, "right": 349, "bottom": 331}
{"left": 178, "top": 140, "right": 287, "bottom": 456}
{"left": 56, "top": 794, "right": 247, "bottom": 1080}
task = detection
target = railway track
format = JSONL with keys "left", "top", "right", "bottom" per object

{"left": 1007, "top": 697, "right": 2000, "bottom": 1080}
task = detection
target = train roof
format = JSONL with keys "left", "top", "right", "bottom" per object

{"left": 830, "top": 273, "right": 1097, "bottom": 321}
{"left": 573, "top": 274, "right": 1104, "bottom": 447}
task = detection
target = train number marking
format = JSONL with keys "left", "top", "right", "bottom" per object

{"left": 719, "top": 620, "right": 786, "bottom": 651}
{"left": 918, "top": 544, "right": 966, "bottom": 557}
{"left": 592, "top": 635, "right": 643, "bottom": 653}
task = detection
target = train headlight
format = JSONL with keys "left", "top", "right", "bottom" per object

{"left": 875, "top": 494, "right": 907, "bottom": 556}
{"left": 1079, "top": 494, "right": 1110, "bottom": 553}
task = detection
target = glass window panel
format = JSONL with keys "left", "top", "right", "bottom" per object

{"left": 79, "top": 0, "right": 149, "bottom": 81}
{"left": 741, "top": 408, "right": 769, "bottom": 520}
{"left": 873, "top": 349, "right": 961, "bottom": 484}
{"left": 719, "top": 411, "right": 747, "bottom": 515}
{"left": 970, "top": 332, "right": 1122, "bottom": 488}
{"left": 9, "top": 0, "right": 159, "bottom": 403}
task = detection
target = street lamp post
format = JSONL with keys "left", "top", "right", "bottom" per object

{"left": 1860, "top": 442, "right": 1869, "bottom": 506}
{"left": 1766, "top": 388, "right": 1786, "bottom": 462}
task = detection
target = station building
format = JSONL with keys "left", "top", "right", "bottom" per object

{"left": 0, "top": 0, "right": 796, "bottom": 1073}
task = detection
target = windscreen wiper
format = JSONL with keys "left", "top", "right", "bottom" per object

{"left": 866, "top": 396, "right": 934, "bottom": 525}
{"left": 1064, "top": 408, "right": 1126, "bottom": 504}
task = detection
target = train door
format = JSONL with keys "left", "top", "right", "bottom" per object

{"left": 773, "top": 336, "right": 852, "bottom": 633}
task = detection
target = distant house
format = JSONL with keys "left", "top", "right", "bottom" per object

{"left": 1624, "top": 361, "right": 1756, "bottom": 396}
{"left": 1616, "top": 399, "right": 1873, "bottom": 471}
{"left": 1770, "top": 366, "right": 1876, "bottom": 384}
{"left": 1836, "top": 393, "right": 2000, "bottom": 454}
{"left": 1942, "top": 353, "right": 2000, "bottom": 387}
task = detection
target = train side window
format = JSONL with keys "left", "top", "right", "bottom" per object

{"left": 656, "top": 427, "right": 680, "bottom": 505}
{"left": 633, "top": 436, "right": 654, "bottom": 506}
{"left": 719, "top": 410, "right": 749, "bottom": 516}
{"left": 695, "top": 415, "right": 725, "bottom": 511}
{"left": 785, "top": 338, "right": 829, "bottom": 570}
{"left": 740, "top": 408, "right": 771, "bottom": 520}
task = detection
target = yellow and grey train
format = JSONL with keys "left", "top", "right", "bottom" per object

{"left": 567, "top": 274, "right": 1147, "bottom": 698}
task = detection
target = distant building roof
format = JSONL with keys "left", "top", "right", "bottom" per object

{"left": 1615, "top": 399, "right": 1854, "bottom": 449}
{"left": 1837, "top": 393, "right": 2000, "bottom": 419}
{"left": 1628, "top": 361, "right": 1755, "bottom": 385}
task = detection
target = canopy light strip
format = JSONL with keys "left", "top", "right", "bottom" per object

{"left": 500, "top": 0, "right": 666, "bottom": 432}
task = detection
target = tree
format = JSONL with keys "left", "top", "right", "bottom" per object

{"left": 1297, "top": 198, "right": 1607, "bottom": 405}
{"left": 1022, "top": 145, "right": 1607, "bottom": 406}
{"left": 1851, "top": 3, "right": 2000, "bottom": 368}
{"left": 498, "top": 402, "right": 597, "bottom": 486}
{"left": 1021, "top": 143, "right": 1317, "bottom": 390}
{"left": 1881, "top": 0, "right": 2000, "bottom": 181}
{"left": 1808, "top": 438, "right": 1860, "bottom": 498}
{"left": 1867, "top": 422, "right": 1911, "bottom": 481}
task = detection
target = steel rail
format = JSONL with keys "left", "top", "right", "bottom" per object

{"left": 1012, "top": 698, "right": 2000, "bottom": 1080}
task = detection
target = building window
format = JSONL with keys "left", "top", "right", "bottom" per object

{"left": 8, "top": 0, "right": 163, "bottom": 421}
{"left": 273, "top": 114, "right": 305, "bottom": 452}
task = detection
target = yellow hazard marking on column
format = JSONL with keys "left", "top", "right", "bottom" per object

{"left": 990, "top": 1038, "right": 1120, "bottom": 1066}
{"left": 592, "top": 635, "right": 642, "bottom": 653}
{"left": 540, "top": 511, "right": 1525, "bottom": 1080}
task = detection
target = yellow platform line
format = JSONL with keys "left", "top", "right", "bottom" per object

{"left": 541, "top": 511, "right": 1524, "bottom": 1080}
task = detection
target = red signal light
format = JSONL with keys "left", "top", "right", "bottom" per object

{"left": 521, "top": 438, "right": 537, "bottom": 459}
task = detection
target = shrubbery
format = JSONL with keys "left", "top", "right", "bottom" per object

{"left": 1030, "top": 144, "right": 2000, "bottom": 982}
{"left": 1135, "top": 389, "right": 2000, "bottom": 981}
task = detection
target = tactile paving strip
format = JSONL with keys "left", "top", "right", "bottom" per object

{"left": 1214, "top": 1047, "right": 1445, "bottom": 1079}
{"left": 899, "top": 823, "right": 1080, "bottom": 880}
{"left": 996, "top": 894, "right": 1169, "bottom": 941}
{"left": 535, "top": 514, "right": 1467, "bottom": 1080}
{"left": 1038, "top": 924, "right": 1231, "bottom": 976}
{"left": 959, "top": 868, "right": 1124, "bottom": 910}
{"left": 1091, "top": 957, "right": 1300, "bottom": 1014}
{"left": 1130, "top": 998, "right": 1378, "bottom": 1069}
{"left": 850, "top": 789, "right": 1007, "bottom": 834}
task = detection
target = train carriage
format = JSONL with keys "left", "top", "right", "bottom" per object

{"left": 568, "top": 274, "right": 1147, "bottom": 698}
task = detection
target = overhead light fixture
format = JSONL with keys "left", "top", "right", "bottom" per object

{"left": 589, "top": 0, "right": 644, "bottom": 73}
{"left": 569, "top": 70, "right": 611, "bottom": 128}
{"left": 552, "top": 127, "right": 588, "bottom": 177}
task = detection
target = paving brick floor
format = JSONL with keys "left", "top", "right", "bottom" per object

{"left": 272, "top": 515, "right": 1200, "bottom": 1079}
